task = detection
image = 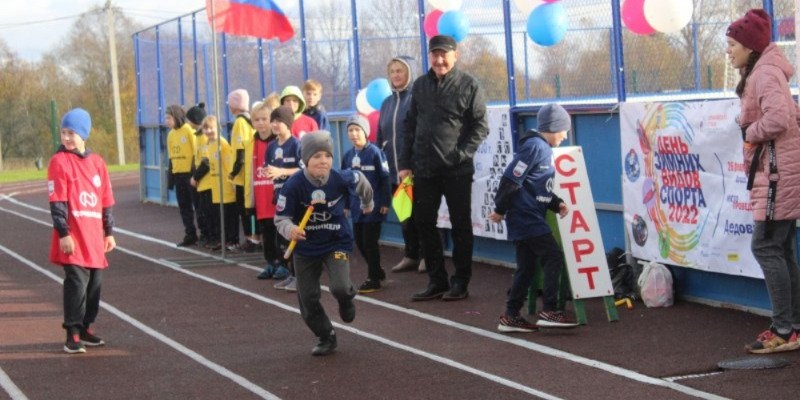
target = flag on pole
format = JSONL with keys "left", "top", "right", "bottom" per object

{"left": 206, "top": 0, "right": 295, "bottom": 42}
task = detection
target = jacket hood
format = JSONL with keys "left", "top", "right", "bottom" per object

{"left": 279, "top": 85, "right": 307, "bottom": 116}
{"left": 753, "top": 43, "right": 794, "bottom": 81}
{"left": 390, "top": 56, "right": 416, "bottom": 92}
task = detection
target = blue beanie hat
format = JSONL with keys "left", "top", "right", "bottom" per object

{"left": 61, "top": 108, "right": 92, "bottom": 140}
{"left": 537, "top": 104, "right": 571, "bottom": 133}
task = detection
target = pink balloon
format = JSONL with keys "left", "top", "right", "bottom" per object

{"left": 621, "top": 0, "right": 655, "bottom": 35}
{"left": 366, "top": 111, "right": 380, "bottom": 143}
{"left": 424, "top": 9, "right": 443, "bottom": 38}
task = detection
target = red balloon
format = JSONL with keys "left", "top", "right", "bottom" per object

{"left": 621, "top": 0, "right": 655, "bottom": 35}
{"left": 366, "top": 111, "right": 380, "bottom": 143}
{"left": 424, "top": 9, "right": 443, "bottom": 38}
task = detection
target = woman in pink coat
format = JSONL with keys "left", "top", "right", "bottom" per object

{"left": 728, "top": 9, "right": 800, "bottom": 354}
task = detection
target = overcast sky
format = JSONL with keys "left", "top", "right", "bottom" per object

{"left": 0, "top": 0, "right": 206, "bottom": 61}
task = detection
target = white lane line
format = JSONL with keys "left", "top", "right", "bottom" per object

{"left": 0, "top": 244, "right": 280, "bottom": 400}
{"left": 0, "top": 198, "right": 729, "bottom": 400}
{"left": 0, "top": 205, "right": 562, "bottom": 399}
{"left": 0, "top": 366, "right": 28, "bottom": 400}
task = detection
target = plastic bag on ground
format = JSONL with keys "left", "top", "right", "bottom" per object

{"left": 637, "top": 260, "right": 674, "bottom": 308}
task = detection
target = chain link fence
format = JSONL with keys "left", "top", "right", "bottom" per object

{"left": 135, "top": 0, "right": 796, "bottom": 127}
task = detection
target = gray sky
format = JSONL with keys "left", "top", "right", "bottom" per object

{"left": 0, "top": 0, "right": 206, "bottom": 61}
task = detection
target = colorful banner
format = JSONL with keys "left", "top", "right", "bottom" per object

{"left": 620, "top": 100, "right": 761, "bottom": 278}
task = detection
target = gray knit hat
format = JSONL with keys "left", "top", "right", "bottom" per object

{"left": 537, "top": 104, "right": 571, "bottom": 133}
{"left": 301, "top": 130, "right": 334, "bottom": 166}
{"left": 346, "top": 114, "right": 370, "bottom": 139}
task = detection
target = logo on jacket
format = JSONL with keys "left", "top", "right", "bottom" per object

{"left": 512, "top": 160, "right": 528, "bottom": 177}
{"left": 79, "top": 191, "right": 98, "bottom": 207}
{"left": 311, "top": 189, "right": 326, "bottom": 204}
{"left": 92, "top": 174, "right": 102, "bottom": 188}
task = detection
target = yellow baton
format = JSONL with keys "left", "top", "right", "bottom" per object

{"left": 284, "top": 205, "right": 314, "bottom": 259}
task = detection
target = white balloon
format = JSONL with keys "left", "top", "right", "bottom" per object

{"left": 513, "top": 0, "right": 543, "bottom": 15}
{"left": 355, "top": 89, "right": 375, "bottom": 115}
{"left": 643, "top": 0, "right": 693, "bottom": 34}
{"left": 429, "top": 0, "right": 463, "bottom": 12}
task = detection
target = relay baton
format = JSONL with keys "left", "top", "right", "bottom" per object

{"left": 284, "top": 205, "right": 314, "bottom": 259}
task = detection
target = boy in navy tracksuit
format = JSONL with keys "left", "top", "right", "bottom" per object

{"left": 275, "top": 130, "right": 374, "bottom": 356}
{"left": 489, "top": 104, "right": 578, "bottom": 332}
{"left": 341, "top": 114, "right": 391, "bottom": 293}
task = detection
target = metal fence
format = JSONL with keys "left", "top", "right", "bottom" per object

{"left": 134, "top": 0, "right": 793, "bottom": 129}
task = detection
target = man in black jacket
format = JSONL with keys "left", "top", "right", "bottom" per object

{"left": 398, "top": 35, "right": 488, "bottom": 301}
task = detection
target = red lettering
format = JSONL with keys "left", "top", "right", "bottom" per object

{"left": 578, "top": 266, "right": 600, "bottom": 290}
{"left": 657, "top": 136, "right": 688, "bottom": 154}
{"left": 559, "top": 181, "right": 580, "bottom": 204}
{"left": 572, "top": 238, "right": 594, "bottom": 263}
{"left": 569, "top": 210, "right": 590, "bottom": 233}
{"left": 555, "top": 154, "right": 576, "bottom": 177}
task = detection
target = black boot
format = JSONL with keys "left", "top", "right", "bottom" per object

{"left": 311, "top": 333, "right": 337, "bottom": 356}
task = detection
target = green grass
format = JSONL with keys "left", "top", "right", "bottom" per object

{"left": 1, "top": 163, "right": 139, "bottom": 184}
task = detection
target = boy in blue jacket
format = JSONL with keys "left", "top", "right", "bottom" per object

{"left": 275, "top": 130, "right": 373, "bottom": 356}
{"left": 489, "top": 104, "right": 578, "bottom": 332}
{"left": 342, "top": 114, "right": 391, "bottom": 293}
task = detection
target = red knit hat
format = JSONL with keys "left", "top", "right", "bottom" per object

{"left": 726, "top": 9, "right": 772, "bottom": 53}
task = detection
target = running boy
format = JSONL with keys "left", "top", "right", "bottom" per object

{"left": 48, "top": 108, "right": 116, "bottom": 354}
{"left": 489, "top": 104, "right": 578, "bottom": 332}
{"left": 275, "top": 130, "right": 374, "bottom": 356}
{"left": 341, "top": 114, "right": 391, "bottom": 293}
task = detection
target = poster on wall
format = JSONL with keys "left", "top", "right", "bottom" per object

{"left": 436, "top": 105, "right": 512, "bottom": 240}
{"left": 620, "top": 100, "right": 761, "bottom": 278}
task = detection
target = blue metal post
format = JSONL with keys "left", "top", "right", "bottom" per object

{"left": 523, "top": 32, "right": 530, "bottom": 100}
{"left": 692, "top": 20, "right": 700, "bottom": 91}
{"left": 762, "top": 0, "right": 776, "bottom": 41}
{"left": 610, "top": 0, "right": 627, "bottom": 102}
{"left": 299, "top": 0, "right": 309, "bottom": 81}
{"left": 351, "top": 0, "right": 362, "bottom": 89}
{"left": 268, "top": 41, "right": 276, "bottom": 94}
{"left": 417, "top": 0, "right": 428, "bottom": 70}
{"left": 502, "top": 0, "right": 517, "bottom": 106}
{"left": 156, "top": 26, "right": 165, "bottom": 123}
{"left": 178, "top": 17, "right": 185, "bottom": 106}
{"left": 221, "top": 34, "right": 230, "bottom": 124}
{"left": 257, "top": 38, "right": 266, "bottom": 99}
{"left": 192, "top": 13, "right": 199, "bottom": 104}
{"left": 134, "top": 33, "right": 142, "bottom": 127}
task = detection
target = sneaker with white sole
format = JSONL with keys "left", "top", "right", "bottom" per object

{"left": 536, "top": 310, "right": 578, "bottom": 328}
{"left": 64, "top": 331, "right": 86, "bottom": 354}
{"left": 746, "top": 327, "right": 800, "bottom": 354}
{"left": 284, "top": 277, "right": 297, "bottom": 292}
{"left": 497, "top": 314, "right": 539, "bottom": 333}
{"left": 80, "top": 327, "right": 105, "bottom": 347}
{"left": 274, "top": 276, "right": 295, "bottom": 290}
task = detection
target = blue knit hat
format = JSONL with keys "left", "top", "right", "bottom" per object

{"left": 537, "top": 104, "right": 571, "bottom": 133}
{"left": 61, "top": 108, "right": 92, "bottom": 140}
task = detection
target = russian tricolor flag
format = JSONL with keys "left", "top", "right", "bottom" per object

{"left": 207, "top": 0, "right": 295, "bottom": 42}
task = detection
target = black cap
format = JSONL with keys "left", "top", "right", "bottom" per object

{"left": 429, "top": 35, "right": 457, "bottom": 52}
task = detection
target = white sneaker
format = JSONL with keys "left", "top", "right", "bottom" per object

{"left": 284, "top": 277, "right": 297, "bottom": 292}
{"left": 274, "top": 276, "right": 295, "bottom": 289}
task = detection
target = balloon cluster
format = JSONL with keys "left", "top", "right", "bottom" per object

{"left": 423, "top": 0, "right": 469, "bottom": 42}
{"left": 355, "top": 78, "right": 392, "bottom": 142}
{"left": 514, "top": 0, "right": 568, "bottom": 47}
{"left": 621, "top": 0, "right": 694, "bottom": 35}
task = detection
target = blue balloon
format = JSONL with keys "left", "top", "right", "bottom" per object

{"left": 527, "top": 2, "right": 568, "bottom": 47}
{"left": 365, "top": 78, "right": 392, "bottom": 110}
{"left": 437, "top": 10, "right": 470, "bottom": 42}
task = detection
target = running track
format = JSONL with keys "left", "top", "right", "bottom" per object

{"left": 1, "top": 172, "right": 798, "bottom": 400}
